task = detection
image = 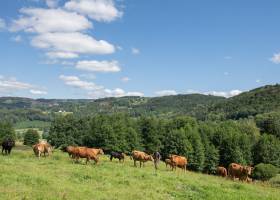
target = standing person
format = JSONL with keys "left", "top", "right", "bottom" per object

{"left": 153, "top": 152, "right": 161, "bottom": 170}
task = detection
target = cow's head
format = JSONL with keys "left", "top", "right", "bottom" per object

{"left": 243, "top": 166, "right": 253, "bottom": 176}
{"left": 99, "top": 148, "right": 104, "bottom": 155}
{"left": 146, "top": 155, "right": 154, "bottom": 162}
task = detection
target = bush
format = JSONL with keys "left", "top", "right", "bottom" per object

{"left": 252, "top": 163, "right": 279, "bottom": 181}
{"left": 269, "top": 175, "right": 280, "bottom": 188}
{"left": 23, "top": 129, "right": 40, "bottom": 146}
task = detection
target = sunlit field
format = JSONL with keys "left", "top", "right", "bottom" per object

{"left": 0, "top": 146, "right": 279, "bottom": 200}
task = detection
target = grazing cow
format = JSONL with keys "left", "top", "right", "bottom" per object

{"left": 33, "top": 142, "right": 52, "bottom": 158}
{"left": 65, "top": 146, "right": 76, "bottom": 158}
{"left": 153, "top": 152, "right": 161, "bottom": 170}
{"left": 217, "top": 167, "right": 227, "bottom": 177}
{"left": 228, "top": 163, "right": 253, "bottom": 181}
{"left": 170, "top": 155, "right": 187, "bottom": 172}
{"left": 131, "top": 150, "right": 153, "bottom": 168}
{"left": 110, "top": 151, "right": 125, "bottom": 162}
{"left": 240, "top": 166, "right": 254, "bottom": 182}
{"left": 1, "top": 138, "right": 15, "bottom": 155}
{"left": 73, "top": 147, "right": 99, "bottom": 164}
{"left": 165, "top": 159, "right": 173, "bottom": 169}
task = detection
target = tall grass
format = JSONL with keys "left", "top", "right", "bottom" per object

{"left": 0, "top": 147, "right": 279, "bottom": 200}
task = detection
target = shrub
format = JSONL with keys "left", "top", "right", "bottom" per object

{"left": 269, "top": 175, "right": 280, "bottom": 188}
{"left": 23, "top": 129, "right": 40, "bottom": 146}
{"left": 252, "top": 163, "right": 279, "bottom": 181}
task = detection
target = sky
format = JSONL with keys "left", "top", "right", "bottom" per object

{"left": 0, "top": 0, "right": 280, "bottom": 99}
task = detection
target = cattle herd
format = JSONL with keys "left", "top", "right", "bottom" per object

{"left": 1, "top": 139, "right": 254, "bottom": 183}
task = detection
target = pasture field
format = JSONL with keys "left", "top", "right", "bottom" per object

{"left": 0, "top": 147, "right": 279, "bottom": 200}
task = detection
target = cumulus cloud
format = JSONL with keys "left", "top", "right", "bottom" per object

{"left": 0, "top": 18, "right": 6, "bottom": 30}
{"left": 121, "top": 77, "right": 130, "bottom": 82}
{"left": 76, "top": 60, "right": 120, "bottom": 72}
{"left": 59, "top": 75, "right": 103, "bottom": 90}
{"left": 46, "top": 51, "right": 79, "bottom": 59}
{"left": 46, "top": 0, "right": 60, "bottom": 8}
{"left": 10, "top": 8, "right": 92, "bottom": 33}
{"left": 88, "top": 88, "right": 144, "bottom": 99}
{"left": 60, "top": 75, "right": 143, "bottom": 99}
{"left": 155, "top": 90, "right": 177, "bottom": 96}
{"left": 270, "top": 53, "right": 280, "bottom": 64}
{"left": 31, "top": 32, "right": 115, "bottom": 55}
{"left": 131, "top": 47, "right": 140, "bottom": 55}
{"left": 30, "top": 89, "right": 47, "bottom": 95}
{"left": 204, "top": 90, "right": 242, "bottom": 98}
{"left": 65, "top": 0, "right": 123, "bottom": 22}
{"left": 0, "top": 76, "right": 46, "bottom": 96}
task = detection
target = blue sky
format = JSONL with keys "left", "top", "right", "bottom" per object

{"left": 0, "top": 0, "right": 280, "bottom": 99}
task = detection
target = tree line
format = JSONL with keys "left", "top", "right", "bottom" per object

{"left": 41, "top": 113, "right": 280, "bottom": 174}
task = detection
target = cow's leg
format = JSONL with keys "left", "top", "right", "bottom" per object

{"left": 110, "top": 155, "right": 113, "bottom": 162}
{"left": 134, "top": 159, "right": 137, "bottom": 167}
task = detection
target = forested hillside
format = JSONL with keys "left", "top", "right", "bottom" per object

{"left": 1, "top": 84, "right": 280, "bottom": 126}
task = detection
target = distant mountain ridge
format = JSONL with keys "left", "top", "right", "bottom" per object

{"left": 1, "top": 84, "right": 280, "bottom": 124}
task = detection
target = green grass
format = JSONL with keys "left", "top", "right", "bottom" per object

{"left": 0, "top": 147, "right": 279, "bottom": 200}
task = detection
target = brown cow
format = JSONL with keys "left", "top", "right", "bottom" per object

{"left": 33, "top": 142, "right": 52, "bottom": 158}
{"left": 165, "top": 159, "right": 173, "bottom": 169}
{"left": 73, "top": 147, "right": 100, "bottom": 164}
{"left": 131, "top": 150, "right": 153, "bottom": 168}
{"left": 240, "top": 166, "right": 254, "bottom": 182}
{"left": 228, "top": 163, "right": 253, "bottom": 181}
{"left": 217, "top": 166, "right": 227, "bottom": 177}
{"left": 170, "top": 155, "right": 187, "bottom": 172}
{"left": 66, "top": 146, "right": 76, "bottom": 158}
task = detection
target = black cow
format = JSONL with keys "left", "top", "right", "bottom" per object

{"left": 2, "top": 138, "right": 15, "bottom": 155}
{"left": 110, "top": 151, "right": 125, "bottom": 162}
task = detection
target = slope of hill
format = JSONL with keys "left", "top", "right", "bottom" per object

{"left": 1, "top": 84, "right": 280, "bottom": 125}
{"left": 211, "top": 84, "right": 280, "bottom": 119}
{"left": 0, "top": 147, "right": 279, "bottom": 200}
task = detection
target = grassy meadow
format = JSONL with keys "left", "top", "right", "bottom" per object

{"left": 0, "top": 146, "right": 279, "bottom": 200}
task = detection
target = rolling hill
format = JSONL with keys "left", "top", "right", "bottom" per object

{"left": 1, "top": 84, "right": 280, "bottom": 127}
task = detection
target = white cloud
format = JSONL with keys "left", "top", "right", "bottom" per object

{"left": 256, "top": 79, "right": 261, "bottom": 83}
{"left": 46, "top": 0, "right": 60, "bottom": 8}
{"left": 59, "top": 75, "right": 103, "bottom": 90}
{"left": 204, "top": 89, "right": 242, "bottom": 98}
{"left": 46, "top": 51, "right": 79, "bottom": 59}
{"left": 76, "top": 60, "right": 121, "bottom": 72}
{"left": 131, "top": 47, "right": 140, "bottom": 55}
{"left": 11, "top": 35, "right": 22, "bottom": 42}
{"left": 31, "top": 32, "right": 115, "bottom": 55}
{"left": 155, "top": 90, "right": 177, "bottom": 96}
{"left": 10, "top": 8, "right": 92, "bottom": 33}
{"left": 270, "top": 53, "right": 280, "bottom": 64}
{"left": 0, "top": 76, "right": 46, "bottom": 96}
{"left": 121, "top": 77, "right": 130, "bottom": 82}
{"left": 88, "top": 88, "right": 144, "bottom": 99}
{"left": 65, "top": 0, "right": 123, "bottom": 22}
{"left": 60, "top": 75, "right": 143, "bottom": 99}
{"left": 0, "top": 18, "right": 6, "bottom": 30}
{"left": 30, "top": 89, "right": 47, "bottom": 95}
